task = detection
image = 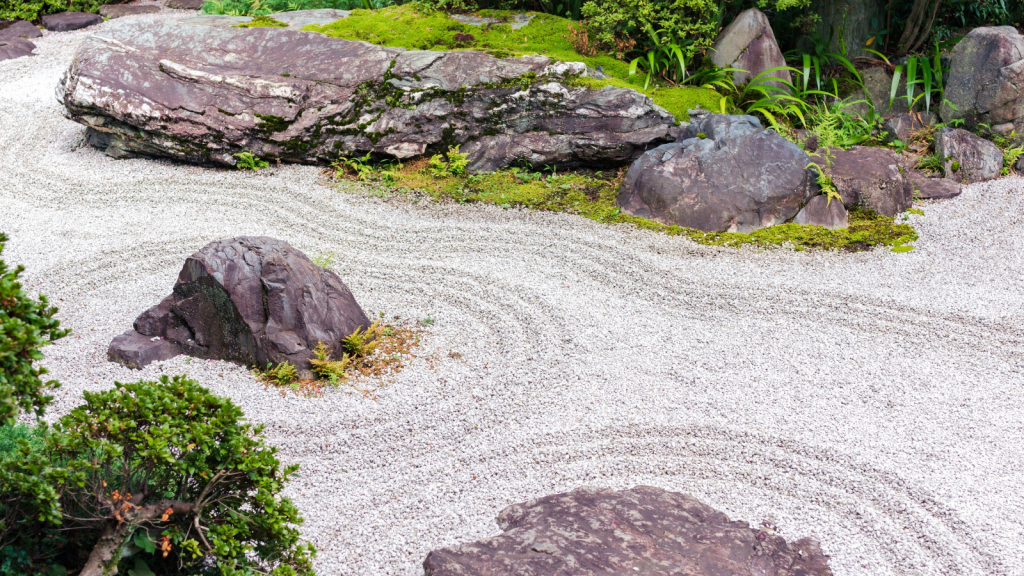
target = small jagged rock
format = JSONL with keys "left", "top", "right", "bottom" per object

{"left": 940, "top": 26, "right": 1024, "bottom": 136}
{"left": 824, "top": 146, "right": 912, "bottom": 216}
{"left": 711, "top": 8, "right": 790, "bottom": 90}
{"left": 935, "top": 127, "right": 1003, "bottom": 184}
{"left": 794, "top": 195, "right": 849, "bottom": 229}
{"left": 617, "top": 114, "right": 814, "bottom": 233}
{"left": 108, "top": 237, "right": 370, "bottom": 377}
{"left": 59, "top": 19, "right": 675, "bottom": 172}
{"left": 423, "top": 486, "right": 833, "bottom": 576}
{"left": 41, "top": 11, "right": 102, "bottom": 32}
{"left": 883, "top": 111, "right": 938, "bottom": 145}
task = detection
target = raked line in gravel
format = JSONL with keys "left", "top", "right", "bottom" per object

{"left": 1, "top": 14, "right": 1023, "bottom": 576}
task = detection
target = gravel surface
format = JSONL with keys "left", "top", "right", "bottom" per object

{"left": 2, "top": 14, "right": 1024, "bottom": 576}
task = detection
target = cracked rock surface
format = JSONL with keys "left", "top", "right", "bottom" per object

{"left": 59, "top": 18, "right": 674, "bottom": 172}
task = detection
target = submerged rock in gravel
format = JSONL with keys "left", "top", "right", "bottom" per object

{"left": 0, "top": 20, "right": 42, "bottom": 40}
{"left": 59, "top": 19, "right": 674, "bottom": 172}
{"left": 616, "top": 113, "right": 814, "bottom": 233}
{"left": 794, "top": 195, "right": 849, "bottom": 229}
{"left": 824, "top": 146, "right": 912, "bottom": 216}
{"left": 41, "top": 11, "right": 102, "bottom": 32}
{"left": 0, "top": 37, "right": 34, "bottom": 61}
{"left": 910, "top": 174, "right": 963, "bottom": 200}
{"left": 423, "top": 486, "right": 833, "bottom": 576}
{"left": 935, "top": 127, "right": 1003, "bottom": 184}
{"left": 108, "top": 236, "right": 370, "bottom": 377}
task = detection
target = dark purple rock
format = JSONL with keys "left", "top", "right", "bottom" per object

{"left": 0, "top": 20, "right": 42, "bottom": 40}
{"left": 883, "top": 111, "right": 938, "bottom": 145}
{"left": 99, "top": 4, "right": 161, "bottom": 18}
{"left": 108, "top": 237, "right": 370, "bottom": 377}
{"left": 166, "top": 0, "right": 204, "bottom": 8}
{"left": 934, "top": 127, "right": 1003, "bottom": 184}
{"left": 41, "top": 11, "right": 102, "bottom": 32}
{"left": 793, "top": 195, "right": 849, "bottom": 228}
{"left": 0, "top": 37, "right": 34, "bottom": 61}
{"left": 107, "top": 330, "right": 181, "bottom": 369}
{"left": 423, "top": 486, "right": 833, "bottom": 576}
{"left": 824, "top": 146, "right": 912, "bottom": 216}
{"left": 711, "top": 8, "right": 791, "bottom": 90}
{"left": 910, "top": 174, "right": 963, "bottom": 199}
{"left": 616, "top": 114, "right": 814, "bottom": 233}
{"left": 59, "top": 19, "right": 674, "bottom": 172}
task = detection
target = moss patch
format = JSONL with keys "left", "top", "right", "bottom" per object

{"left": 306, "top": 6, "right": 719, "bottom": 121}
{"left": 235, "top": 14, "right": 288, "bottom": 27}
{"left": 340, "top": 160, "right": 918, "bottom": 252}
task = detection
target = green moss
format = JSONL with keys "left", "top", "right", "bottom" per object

{"left": 346, "top": 161, "right": 917, "bottom": 252}
{"left": 306, "top": 6, "right": 718, "bottom": 121}
{"left": 255, "top": 113, "right": 291, "bottom": 133}
{"left": 235, "top": 14, "right": 288, "bottom": 27}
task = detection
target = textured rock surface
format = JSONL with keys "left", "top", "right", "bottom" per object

{"left": 0, "top": 37, "right": 34, "bottom": 61}
{"left": 0, "top": 20, "right": 42, "bottom": 40}
{"left": 617, "top": 113, "right": 814, "bottom": 233}
{"left": 41, "top": 11, "right": 102, "bottom": 32}
{"left": 108, "top": 237, "right": 370, "bottom": 376}
{"left": 824, "top": 146, "right": 912, "bottom": 216}
{"left": 794, "top": 195, "right": 849, "bottom": 229}
{"left": 910, "top": 174, "right": 963, "bottom": 200}
{"left": 99, "top": 4, "right": 161, "bottom": 18}
{"left": 166, "top": 0, "right": 204, "bottom": 8}
{"left": 941, "top": 26, "right": 1024, "bottom": 134}
{"left": 423, "top": 486, "right": 833, "bottom": 576}
{"left": 711, "top": 8, "right": 791, "bottom": 89}
{"left": 883, "top": 111, "right": 938, "bottom": 144}
{"left": 59, "top": 19, "right": 674, "bottom": 172}
{"left": 935, "top": 128, "right": 1003, "bottom": 184}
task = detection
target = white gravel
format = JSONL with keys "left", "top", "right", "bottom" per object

{"left": 2, "top": 14, "right": 1024, "bottom": 576}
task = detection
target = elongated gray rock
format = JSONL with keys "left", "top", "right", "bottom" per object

{"left": 0, "top": 37, "right": 34, "bottom": 61}
{"left": 617, "top": 114, "right": 814, "bottom": 233}
{"left": 941, "top": 26, "right": 1024, "bottom": 135}
{"left": 711, "top": 8, "right": 791, "bottom": 90}
{"left": 99, "top": 5, "right": 160, "bottom": 18}
{"left": 0, "top": 20, "right": 42, "bottom": 40}
{"left": 59, "top": 19, "right": 675, "bottom": 172}
{"left": 108, "top": 237, "right": 370, "bottom": 377}
{"left": 41, "top": 11, "right": 102, "bottom": 32}
{"left": 423, "top": 486, "right": 833, "bottom": 576}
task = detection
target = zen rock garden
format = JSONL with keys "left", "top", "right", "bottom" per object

{"left": 1, "top": 0, "right": 1023, "bottom": 575}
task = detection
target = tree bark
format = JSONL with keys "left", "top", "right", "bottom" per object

{"left": 79, "top": 500, "right": 195, "bottom": 576}
{"left": 896, "top": 0, "right": 941, "bottom": 56}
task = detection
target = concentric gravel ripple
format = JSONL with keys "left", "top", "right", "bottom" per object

{"left": 2, "top": 17, "right": 1024, "bottom": 576}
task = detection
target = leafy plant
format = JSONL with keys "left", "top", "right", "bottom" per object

{"left": 806, "top": 148, "right": 842, "bottom": 205}
{"left": 341, "top": 320, "right": 381, "bottom": 358}
{"left": 1, "top": 0, "right": 103, "bottom": 23}
{"left": 916, "top": 151, "right": 946, "bottom": 175}
{"left": 233, "top": 151, "right": 270, "bottom": 171}
{"left": 0, "top": 233, "right": 68, "bottom": 426}
{"left": 1, "top": 376, "right": 316, "bottom": 576}
{"left": 311, "top": 251, "right": 337, "bottom": 269}
{"left": 428, "top": 146, "right": 469, "bottom": 178}
{"left": 418, "top": 316, "right": 435, "bottom": 326}
{"left": 580, "top": 0, "right": 720, "bottom": 58}
{"left": 235, "top": 14, "right": 289, "bottom": 26}
{"left": 262, "top": 361, "right": 298, "bottom": 386}
{"left": 309, "top": 342, "right": 352, "bottom": 384}
{"left": 203, "top": 0, "right": 384, "bottom": 16}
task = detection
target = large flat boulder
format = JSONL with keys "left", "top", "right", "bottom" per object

{"left": 0, "top": 37, "right": 35, "bottom": 61}
{"left": 822, "top": 146, "right": 912, "bottom": 216}
{"left": 616, "top": 113, "right": 814, "bottom": 233}
{"left": 108, "top": 237, "right": 370, "bottom": 377}
{"left": 935, "top": 127, "right": 1003, "bottom": 184}
{"left": 41, "top": 11, "right": 102, "bottom": 32}
{"left": 59, "top": 19, "right": 675, "bottom": 172}
{"left": 711, "top": 8, "right": 790, "bottom": 90}
{"left": 941, "top": 26, "right": 1024, "bottom": 135}
{"left": 423, "top": 486, "right": 833, "bottom": 576}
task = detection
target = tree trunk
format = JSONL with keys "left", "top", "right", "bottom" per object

{"left": 896, "top": 0, "right": 941, "bottom": 56}
{"left": 79, "top": 501, "right": 195, "bottom": 576}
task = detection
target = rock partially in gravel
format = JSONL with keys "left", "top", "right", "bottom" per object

{"left": 41, "top": 11, "right": 102, "bottom": 32}
{"left": 99, "top": 4, "right": 161, "bottom": 18}
{"left": 883, "top": 111, "right": 938, "bottom": 144}
{"left": 59, "top": 19, "right": 674, "bottom": 172}
{"left": 617, "top": 114, "right": 814, "bottom": 233}
{"left": 423, "top": 486, "right": 833, "bottom": 576}
{"left": 166, "top": 0, "right": 204, "bottom": 8}
{"left": 794, "top": 195, "right": 849, "bottom": 229}
{"left": 0, "top": 20, "right": 42, "bottom": 40}
{"left": 108, "top": 236, "right": 370, "bottom": 377}
{"left": 935, "top": 127, "right": 1003, "bottom": 184}
{"left": 824, "top": 146, "right": 912, "bottom": 216}
{"left": 910, "top": 174, "right": 963, "bottom": 200}
{"left": 940, "top": 26, "right": 1024, "bottom": 134}
{"left": 0, "top": 37, "right": 34, "bottom": 61}
{"left": 711, "top": 8, "right": 791, "bottom": 90}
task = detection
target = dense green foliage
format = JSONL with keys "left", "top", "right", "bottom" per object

{"left": 579, "top": 0, "right": 720, "bottom": 57}
{"left": 0, "top": 0, "right": 101, "bottom": 23}
{"left": 202, "top": 0, "right": 391, "bottom": 16}
{"left": 0, "top": 376, "right": 314, "bottom": 576}
{"left": 0, "top": 234, "right": 67, "bottom": 427}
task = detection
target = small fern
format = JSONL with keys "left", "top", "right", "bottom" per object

{"left": 309, "top": 342, "right": 352, "bottom": 384}
{"left": 234, "top": 151, "right": 269, "bottom": 171}
{"left": 341, "top": 320, "right": 381, "bottom": 358}
{"left": 262, "top": 361, "right": 297, "bottom": 386}
{"left": 806, "top": 148, "right": 842, "bottom": 206}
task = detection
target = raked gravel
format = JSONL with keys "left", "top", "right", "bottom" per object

{"left": 2, "top": 13, "right": 1024, "bottom": 576}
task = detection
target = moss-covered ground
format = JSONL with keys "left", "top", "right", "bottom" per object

{"left": 306, "top": 6, "right": 722, "bottom": 121}
{"left": 338, "top": 159, "right": 919, "bottom": 252}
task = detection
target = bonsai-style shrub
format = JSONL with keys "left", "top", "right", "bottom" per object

{"left": 0, "top": 233, "right": 68, "bottom": 426}
{"left": 0, "top": 376, "right": 315, "bottom": 576}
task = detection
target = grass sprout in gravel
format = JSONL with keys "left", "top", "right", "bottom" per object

{"left": 336, "top": 158, "right": 919, "bottom": 252}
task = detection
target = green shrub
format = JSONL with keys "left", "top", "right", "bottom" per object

{"left": 0, "top": 234, "right": 68, "bottom": 427}
{"left": 0, "top": 0, "right": 103, "bottom": 22}
{"left": 202, "top": 0, "right": 390, "bottom": 16}
{"left": 1, "top": 376, "right": 315, "bottom": 576}
{"left": 580, "top": 0, "right": 720, "bottom": 58}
